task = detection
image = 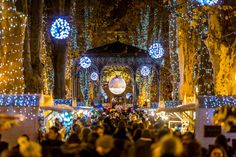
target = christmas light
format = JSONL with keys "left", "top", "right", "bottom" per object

{"left": 80, "top": 57, "right": 91, "bottom": 69}
{"left": 198, "top": 96, "right": 236, "bottom": 108}
{"left": 0, "top": 1, "right": 26, "bottom": 93}
{"left": 54, "top": 99, "right": 72, "bottom": 106}
{"left": 164, "top": 101, "right": 181, "bottom": 108}
{"left": 50, "top": 18, "right": 70, "bottom": 39}
{"left": 148, "top": 42, "right": 164, "bottom": 59}
{"left": 196, "top": 0, "right": 219, "bottom": 6}
{"left": 0, "top": 94, "right": 40, "bottom": 106}
{"left": 90, "top": 72, "right": 98, "bottom": 81}
{"left": 141, "top": 66, "right": 150, "bottom": 76}
{"left": 126, "top": 93, "right": 132, "bottom": 99}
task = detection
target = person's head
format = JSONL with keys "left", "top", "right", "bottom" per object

{"left": 156, "top": 127, "right": 171, "bottom": 141}
{"left": 19, "top": 141, "right": 42, "bottom": 157}
{"left": 17, "top": 135, "right": 30, "bottom": 147}
{"left": 114, "top": 128, "right": 127, "bottom": 139}
{"left": 0, "top": 141, "right": 8, "bottom": 154}
{"left": 209, "top": 145, "right": 227, "bottom": 157}
{"left": 67, "top": 133, "right": 80, "bottom": 144}
{"left": 182, "top": 132, "right": 195, "bottom": 145}
{"left": 142, "top": 129, "right": 151, "bottom": 138}
{"left": 183, "top": 140, "right": 202, "bottom": 157}
{"left": 152, "top": 135, "right": 183, "bottom": 157}
{"left": 96, "top": 135, "right": 114, "bottom": 155}
{"left": 48, "top": 126, "right": 60, "bottom": 140}
{"left": 133, "top": 129, "right": 142, "bottom": 141}
{"left": 215, "top": 134, "right": 228, "bottom": 148}
{"left": 88, "top": 132, "right": 99, "bottom": 146}
{"left": 96, "top": 126, "right": 104, "bottom": 137}
{"left": 80, "top": 127, "right": 91, "bottom": 142}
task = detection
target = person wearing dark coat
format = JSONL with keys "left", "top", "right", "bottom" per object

{"left": 135, "top": 129, "right": 153, "bottom": 157}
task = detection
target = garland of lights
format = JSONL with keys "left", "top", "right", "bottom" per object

{"left": 0, "top": 1, "right": 26, "bottom": 94}
{"left": 54, "top": 99, "right": 72, "bottom": 106}
{"left": 196, "top": 0, "right": 219, "bottom": 6}
{"left": 198, "top": 96, "right": 236, "bottom": 108}
{"left": 80, "top": 57, "right": 91, "bottom": 69}
{"left": 141, "top": 66, "right": 150, "bottom": 77}
{"left": 50, "top": 18, "right": 70, "bottom": 39}
{"left": 148, "top": 42, "right": 164, "bottom": 59}
{"left": 0, "top": 94, "right": 40, "bottom": 121}
{"left": 90, "top": 72, "right": 98, "bottom": 81}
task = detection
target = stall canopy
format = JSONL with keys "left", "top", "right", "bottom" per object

{"left": 157, "top": 103, "right": 197, "bottom": 113}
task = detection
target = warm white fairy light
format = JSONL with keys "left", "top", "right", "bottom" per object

{"left": 0, "top": 1, "right": 26, "bottom": 94}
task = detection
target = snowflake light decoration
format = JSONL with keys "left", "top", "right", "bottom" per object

{"left": 50, "top": 18, "right": 70, "bottom": 39}
{"left": 148, "top": 42, "right": 164, "bottom": 59}
{"left": 90, "top": 72, "right": 98, "bottom": 81}
{"left": 196, "top": 0, "right": 219, "bottom": 5}
{"left": 141, "top": 66, "right": 150, "bottom": 77}
{"left": 80, "top": 57, "right": 91, "bottom": 69}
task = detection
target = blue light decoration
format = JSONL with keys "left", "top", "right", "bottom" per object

{"left": 54, "top": 99, "right": 72, "bottom": 106}
{"left": 196, "top": 0, "right": 219, "bottom": 5}
{"left": 148, "top": 42, "right": 164, "bottom": 59}
{"left": 61, "top": 112, "right": 73, "bottom": 133}
{"left": 50, "top": 18, "right": 70, "bottom": 39}
{"left": 164, "top": 101, "right": 181, "bottom": 108}
{"left": 0, "top": 94, "right": 40, "bottom": 106}
{"left": 104, "top": 95, "right": 108, "bottom": 99}
{"left": 90, "top": 72, "right": 98, "bottom": 81}
{"left": 198, "top": 96, "right": 236, "bottom": 108}
{"left": 80, "top": 57, "right": 91, "bottom": 69}
{"left": 126, "top": 93, "right": 132, "bottom": 99}
{"left": 141, "top": 66, "right": 150, "bottom": 76}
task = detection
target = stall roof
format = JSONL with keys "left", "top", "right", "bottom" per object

{"left": 157, "top": 103, "right": 197, "bottom": 112}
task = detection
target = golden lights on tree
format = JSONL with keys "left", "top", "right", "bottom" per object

{"left": 0, "top": 1, "right": 26, "bottom": 93}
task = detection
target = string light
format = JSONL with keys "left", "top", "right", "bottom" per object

{"left": 148, "top": 42, "right": 164, "bottom": 59}
{"left": 0, "top": 1, "right": 26, "bottom": 93}
{"left": 196, "top": 0, "right": 219, "bottom": 6}
{"left": 90, "top": 72, "right": 98, "bottom": 81}
{"left": 141, "top": 66, "right": 150, "bottom": 76}
{"left": 54, "top": 99, "right": 72, "bottom": 106}
{"left": 80, "top": 57, "right": 91, "bottom": 69}
{"left": 0, "top": 94, "right": 40, "bottom": 106}
{"left": 164, "top": 101, "right": 181, "bottom": 108}
{"left": 50, "top": 17, "right": 70, "bottom": 39}
{"left": 198, "top": 96, "right": 236, "bottom": 108}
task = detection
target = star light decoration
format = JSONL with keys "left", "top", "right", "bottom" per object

{"left": 141, "top": 66, "right": 151, "bottom": 77}
{"left": 196, "top": 0, "right": 219, "bottom": 5}
{"left": 90, "top": 72, "right": 98, "bottom": 81}
{"left": 50, "top": 18, "right": 70, "bottom": 39}
{"left": 80, "top": 57, "right": 91, "bottom": 69}
{"left": 148, "top": 42, "right": 164, "bottom": 59}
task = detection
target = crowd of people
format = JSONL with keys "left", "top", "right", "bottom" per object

{"left": 0, "top": 109, "right": 235, "bottom": 157}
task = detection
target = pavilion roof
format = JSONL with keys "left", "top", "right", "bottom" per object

{"left": 84, "top": 41, "right": 149, "bottom": 58}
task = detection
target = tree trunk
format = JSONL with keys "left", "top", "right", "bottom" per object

{"left": 16, "top": 0, "right": 44, "bottom": 93}
{"left": 29, "top": 0, "right": 44, "bottom": 93}
{"left": 205, "top": 12, "right": 236, "bottom": 95}
{"left": 51, "top": 40, "right": 67, "bottom": 98}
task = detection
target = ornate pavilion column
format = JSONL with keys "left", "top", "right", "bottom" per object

{"left": 132, "top": 67, "right": 137, "bottom": 107}
{"left": 96, "top": 66, "right": 103, "bottom": 102}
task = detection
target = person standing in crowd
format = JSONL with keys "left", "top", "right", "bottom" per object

{"left": 41, "top": 126, "right": 64, "bottom": 157}
{"left": 214, "top": 134, "right": 235, "bottom": 157}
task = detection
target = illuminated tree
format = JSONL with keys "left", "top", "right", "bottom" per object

{"left": 0, "top": 0, "right": 26, "bottom": 93}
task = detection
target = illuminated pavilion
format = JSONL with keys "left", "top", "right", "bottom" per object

{"left": 73, "top": 41, "right": 163, "bottom": 107}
